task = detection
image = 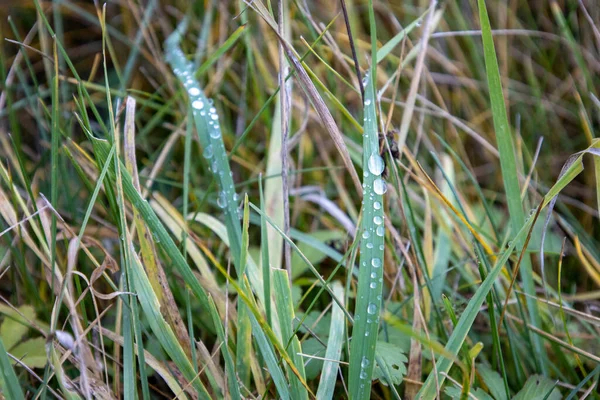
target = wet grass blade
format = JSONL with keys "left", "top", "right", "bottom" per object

{"left": 348, "top": 0, "right": 386, "bottom": 397}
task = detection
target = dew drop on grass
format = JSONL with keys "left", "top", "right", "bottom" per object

{"left": 368, "top": 153, "right": 385, "bottom": 175}
{"left": 210, "top": 129, "right": 220, "bottom": 139}
{"left": 372, "top": 258, "right": 382, "bottom": 268}
{"left": 188, "top": 87, "right": 200, "bottom": 96}
{"left": 233, "top": 193, "right": 240, "bottom": 202}
{"left": 362, "top": 230, "right": 370, "bottom": 239}
{"left": 373, "top": 178, "right": 387, "bottom": 195}
{"left": 203, "top": 145, "right": 213, "bottom": 159}
{"left": 373, "top": 216, "right": 382, "bottom": 225}
{"left": 367, "top": 303, "right": 377, "bottom": 314}
{"left": 217, "top": 192, "right": 227, "bottom": 208}
{"left": 370, "top": 282, "right": 376, "bottom": 289}
{"left": 374, "top": 201, "right": 381, "bottom": 210}
{"left": 364, "top": 99, "right": 372, "bottom": 106}
{"left": 192, "top": 100, "right": 204, "bottom": 110}
{"left": 370, "top": 272, "right": 376, "bottom": 279}
{"left": 366, "top": 242, "right": 373, "bottom": 249}
{"left": 210, "top": 113, "right": 218, "bottom": 121}
{"left": 376, "top": 226, "right": 384, "bottom": 237}
{"left": 361, "top": 356, "right": 370, "bottom": 368}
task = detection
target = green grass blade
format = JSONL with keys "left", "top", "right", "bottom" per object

{"left": 248, "top": 312, "right": 291, "bottom": 400}
{"left": 164, "top": 20, "right": 264, "bottom": 303}
{"left": 376, "top": 11, "right": 428, "bottom": 62}
{"left": 316, "top": 281, "right": 345, "bottom": 400}
{"left": 207, "top": 296, "right": 242, "bottom": 400}
{"left": 0, "top": 335, "right": 24, "bottom": 400}
{"left": 348, "top": 1, "right": 385, "bottom": 397}
{"left": 129, "top": 250, "right": 211, "bottom": 399}
{"left": 273, "top": 269, "right": 308, "bottom": 400}
{"left": 477, "top": 0, "right": 545, "bottom": 374}
{"left": 417, "top": 211, "right": 538, "bottom": 398}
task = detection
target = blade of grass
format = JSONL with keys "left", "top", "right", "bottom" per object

{"left": 0, "top": 335, "right": 24, "bottom": 400}
{"left": 273, "top": 269, "right": 308, "bottom": 400}
{"left": 129, "top": 249, "right": 211, "bottom": 399}
{"left": 315, "top": 281, "right": 345, "bottom": 400}
{"left": 347, "top": 0, "right": 386, "bottom": 397}
{"left": 477, "top": 0, "right": 546, "bottom": 374}
{"left": 207, "top": 295, "right": 242, "bottom": 400}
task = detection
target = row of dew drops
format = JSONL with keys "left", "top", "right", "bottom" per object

{"left": 358, "top": 84, "right": 387, "bottom": 384}
{"left": 167, "top": 47, "right": 241, "bottom": 214}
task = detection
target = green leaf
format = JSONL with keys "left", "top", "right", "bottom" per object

{"left": 445, "top": 386, "right": 494, "bottom": 400}
{"left": 301, "top": 338, "right": 325, "bottom": 381}
{"left": 372, "top": 341, "right": 407, "bottom": 386}
{"left": 479, "top": 365, "right": 509, "bottom": 400}
{"left": 0, "top": 305, "right": 36, "bottom": 350}
{"left": 513, "top": 375, "right": 561, "bottom": 400}
{"left": 10, "top": 337, "right": 46, "bottom": 369}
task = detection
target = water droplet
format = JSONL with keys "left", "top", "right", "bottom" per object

{"left": 372, "top": 258, "right": 382, "bottom": 268}
{"left": 368, "top": 153, "right": 385, "bottom": 175}
{"left": 217, "top": 192, "right": 227, "bottom": 208}
{"left": 210, "top": 113, "right": 218, "bottom": 121}
{"left": 203, "top": 145, "right": 213, "bottom": 159}
{"left": 192, "top": 100, "right": 204, "bottom": 110}
{"left": 371, "top": 272, "right": 376, "bottom": 279}
{"left": 362, "top": 230, "right": 370, "bottom": 239}
{"left": 367, "top": 303, "right": 377, "bottom": 314}
{"left": 233, "top": 193, "right": 240, "bottom": 202}
{"left": 366, "top": 242, "right": 373, "bottom": 249}
{"left": 210, "top": 129, "right": 220, "bottom": 139}
{"left": 374, "top": 201, "right": 381, "bottom": 210}
{"left": 365, "top": 331, "right": 369, "bottom": 336}
{"left": 370, "top": 282, "right": 376, "bottom": 289}
{"left": 188, "top": 87, "right": 200, "bottom": 96}
{"left": 373, "top": 216, "right": 383, "bottom": 225}
{"left": 376, "top": 226, "right": 384, "bottom": 237}
{"left": 379, "top": 245, "right": 384, "bottom": 251}
{"left": 361, "top": 356, "right": 370, "bottom": 368}
{"left": 360, "top": 370, "right": 367, "bottom": 379}
{"left": 373, "top": 178, "right": 387, "bottom": 195}
{"left": 364, "top": 99, "right": 372, "bottom": 106}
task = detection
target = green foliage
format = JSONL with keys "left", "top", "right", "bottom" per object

{"left": 1, "top": 0, "right": 599, "bottom": 399}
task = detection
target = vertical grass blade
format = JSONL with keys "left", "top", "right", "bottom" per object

{"left": 316, "top": 281, "right": 345, "bottom": 400}
{"left": 129, "top": 250, "right": 211, "bottom": 399}
{"left": 476, "top": 0, "right": 546, "bottom": 373}
{"left": 273, "top": 269, "right": 308, "bottom": 400}
{"left": 207, "top": 296, "right": 242, "bottom": 400}
{"left": 164, "top": 20, "right": 264, "bottom": 302}
{"left": 348, "top": 1, "right": 385, "bottom": 396}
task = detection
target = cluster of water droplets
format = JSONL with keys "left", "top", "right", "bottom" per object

{"left": 167, "top": 44, "right": 241, "bottom": 215}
